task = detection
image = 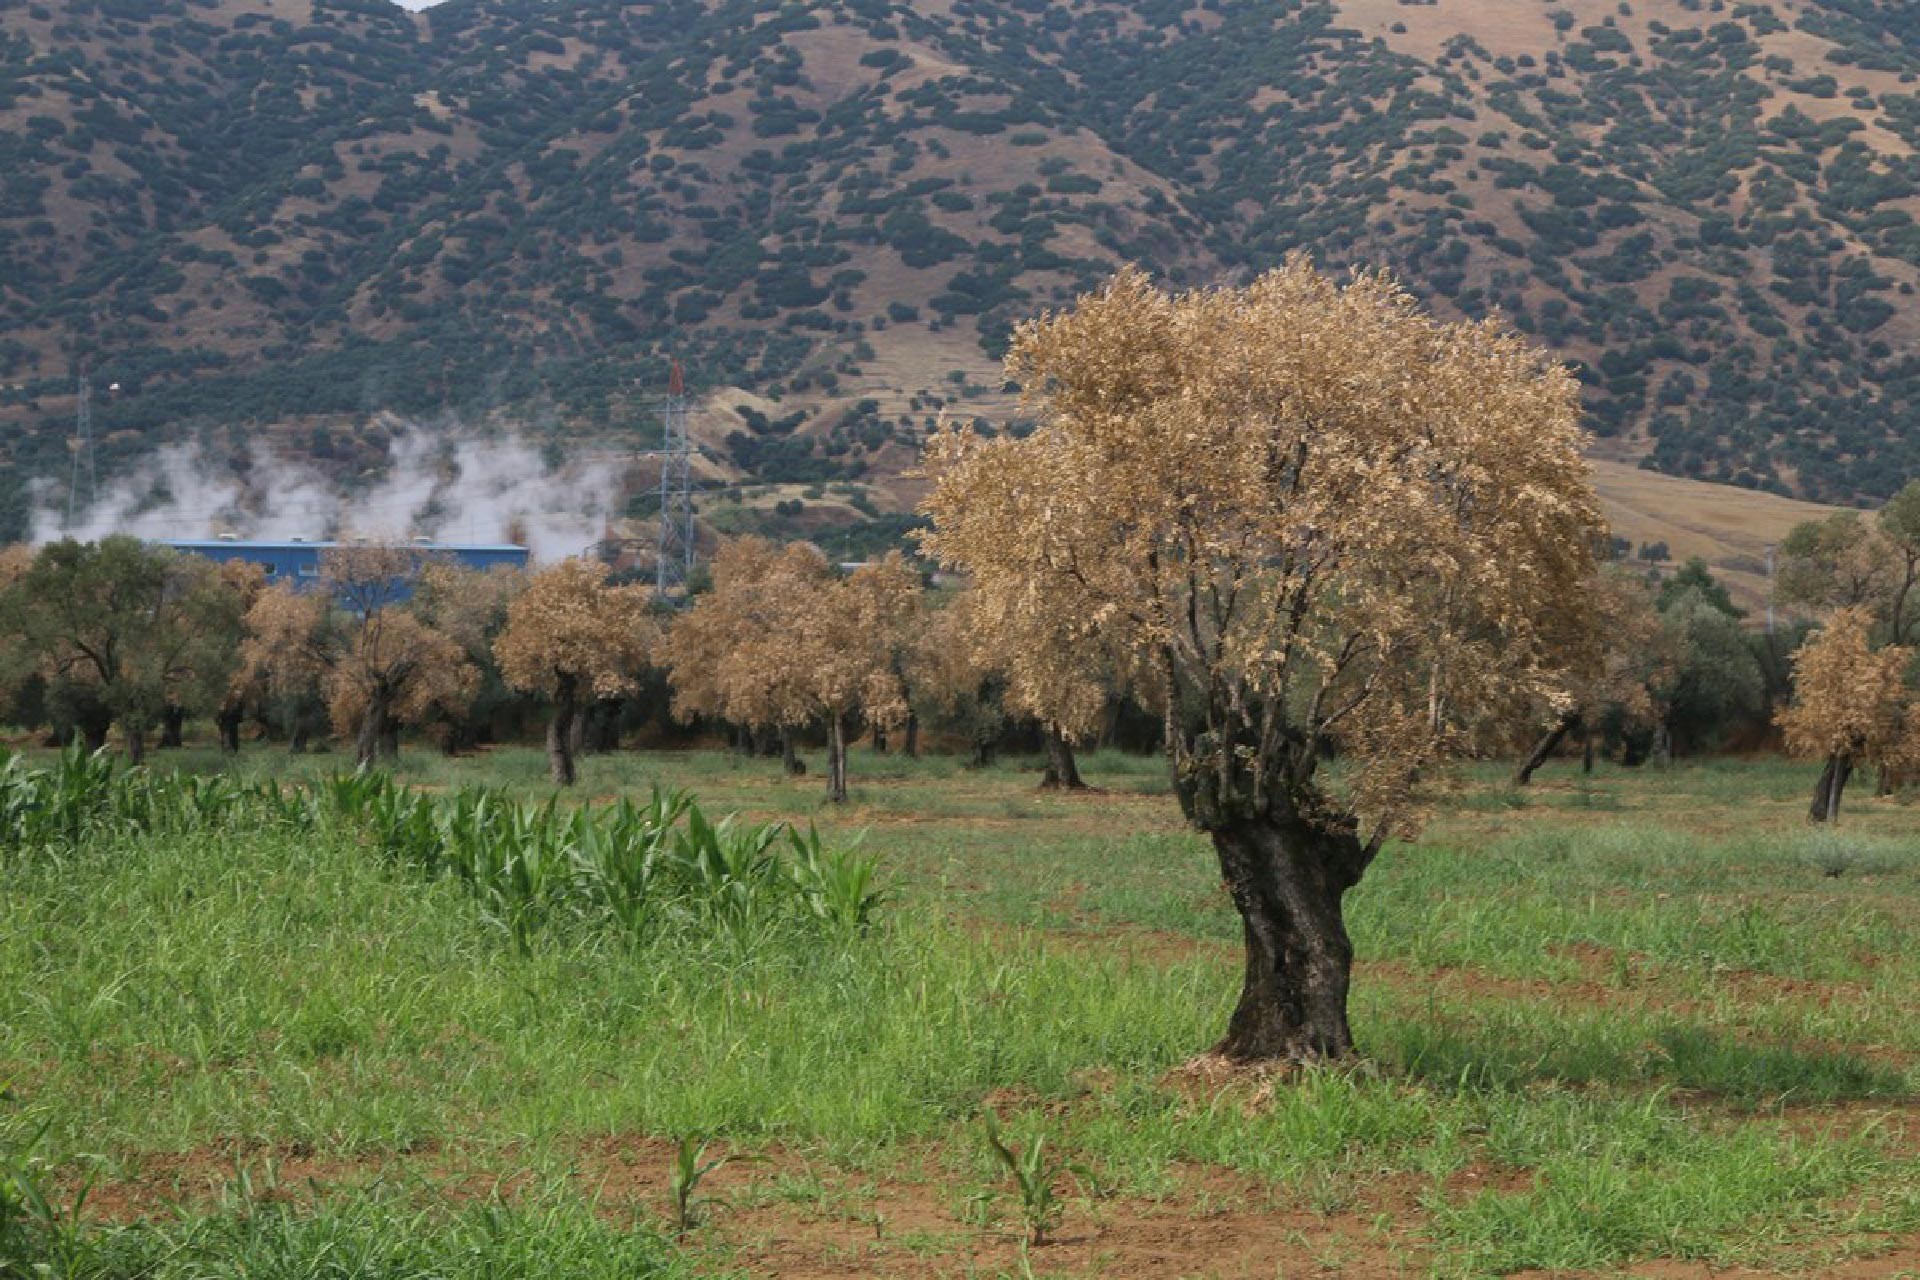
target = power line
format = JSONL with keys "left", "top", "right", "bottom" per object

{"left": 655, "top": 357, "right": 696, "bottom": 601}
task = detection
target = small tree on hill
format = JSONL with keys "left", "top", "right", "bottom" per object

{"left": 495, "top": 558, "right": 657, "bottom": 786}
{"left": 1778, "top": 608, "right": 1914, "bottom": 822}
{"left": 922, "top": 262, "right": 1601, "bottom": 1062}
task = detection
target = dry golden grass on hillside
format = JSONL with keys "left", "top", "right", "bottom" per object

{"left": 1588, "top": 458, "right": 1843, "bottom": 612}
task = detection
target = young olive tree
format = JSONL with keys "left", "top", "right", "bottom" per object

{"left": 494, "top": 558, "right": 656, "bottom": 786}
{"left": 1777, "top": 608, "right": 1914, "bottom": 822}
{"left": 1513, "top": 569, "right": 1672, "bottom": 784}
{"left": 664, "top": 538, "right": 920, "bottom": 802}
{"left": 240, "top": 546, "right": 477, "bottom": 767}
{"left": 901, "top": 591, "right": 1008, "bottom": 768}
{"left": 921, "top": 262, "right": 1601, "bottom": 1062}
{"left": 665, "top": 537, "right": 827, "bottom": 771}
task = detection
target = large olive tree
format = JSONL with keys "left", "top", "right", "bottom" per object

{"left": 922, "top": 262, "right": 1601, "bottom": 1062}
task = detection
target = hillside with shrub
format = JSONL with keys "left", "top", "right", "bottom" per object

{"left": 3, "top": 0, "right": 1919, "bottom": 541}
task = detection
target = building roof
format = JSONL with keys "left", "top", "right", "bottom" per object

{"left": 159, "top": 540, "right": 528, "bottom": 553}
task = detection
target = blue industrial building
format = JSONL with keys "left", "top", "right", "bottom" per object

{"left": 159, "top": 539, "right": 529, "bottom": 589}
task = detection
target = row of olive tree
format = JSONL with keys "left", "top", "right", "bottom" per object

{"left": 0, "top": 539, "right": 658, "bottom": 776}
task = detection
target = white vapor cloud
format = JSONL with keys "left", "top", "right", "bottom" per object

{"left": 35, "top": 418, "right": 622, "bottom": 565}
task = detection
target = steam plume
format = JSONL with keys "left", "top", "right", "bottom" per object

{"left": 32, "top": 418, "right": 621, "bottom": 564}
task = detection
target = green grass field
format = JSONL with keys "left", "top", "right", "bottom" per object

{"left": 3, "top": 743, "right": 1917, "bottom": 1278}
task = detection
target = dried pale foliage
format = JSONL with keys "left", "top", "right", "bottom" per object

{"left": 921, "top": 259, "right": 1602, "bottom": 837}
{"left": 801, "top": 551, "right": 921, "bottom": 732}
{"left": 414, "top": 562, "right": 529, "bottom": 663}
{"left": 495, "top": 559, "right": 657, "bottom": 699}
{"left": 954, "top": 578, "right": 1146, "bottom": 743}
{"left": 665, "top": 537, "right": 830, "bottom": 731}
{"left": 324, "top": 609, "right": 478, "bottom": 740}
{"left": 664, "top": 538, "right": 920, "bottom": 732}
{"left": 903, "top": 591, "right": 995, "bottom": 719}
{"left": 239, "top": 548, "right": 480, "bottom": 751}
{"left": 1777, "top": 608, "right": 1914, "bottom": 766}
{"left": 239, "top": 584, "right": 332, "bottom": 699}
{"left": 1577, "top": 570, "right": 1673, "bottom": 729}
{"left": 0, "top": 543, "right": 33, "bottom": 588}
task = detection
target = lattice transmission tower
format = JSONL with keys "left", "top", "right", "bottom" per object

{"left": 655, "top": 357, "right": 696, "bottom": 600}
{"left": 66, "top": 362, "right": 98, "bottom": 528}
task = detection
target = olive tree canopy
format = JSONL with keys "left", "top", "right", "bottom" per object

{"left": 921, "top": 260, "right": 1602, "bottom": 1061}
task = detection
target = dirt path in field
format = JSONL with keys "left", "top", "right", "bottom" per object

{"left": 77, "top": 1134, "right": 1438, "bottom": 1276}
{"left": 69, "top": 1123, "right": 1920, "bottom": 1278}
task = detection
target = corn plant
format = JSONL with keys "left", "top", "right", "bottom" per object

{"left": 785, "top": 825, "right": 884, "bottom": 932}
{"left": 665, "top": 1136, "right": 762, "bottom": 1236}
{"left": 0, "top": 1114, "right": 94, "bottom": 1276}
{"left": 0, "top": 747, "right": 310, "bottom": 864}
{"left": 310, "top": 772, "right": 881, "bottom": 953}
{"left": 982, "top": 1111, "right": 1087, "bottom": 1247}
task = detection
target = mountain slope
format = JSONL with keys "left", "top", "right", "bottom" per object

{"left": 3, "top": 0, "right": 1918, "bottom": 545}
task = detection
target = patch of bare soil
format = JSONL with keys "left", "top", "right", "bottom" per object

{"left": 66, "top": 1124, "right": 1920, "bottom": 1279}
{"left": 673, "top": 1151, "right": 1434, "bottom": 1279}
{"left": 70, "top": 1134, "right": 1443, "bottom": 1277}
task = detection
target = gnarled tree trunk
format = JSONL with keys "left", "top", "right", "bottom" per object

{"left": 1513, "top": 711, "right": 1580, "bottom": 786}
{"left": 584, "top": 699, "right": 621, "bottom": 755}
{"left": 79, "top": 717, "right": 110, "bottom": 754}
{"left": 1209, "top": 815, "right": 1364, "bottom": 1061}
{"left": 217, "top": 708, "right": 244, "bottom": 756}
{"left": 355, "top": 690, "right": 395, "bottom": 769}
{"left": 826, "top": 712, "right": 849, "bottom": 803}
{"left": 1039, "top": 727, "right": 1087, "bottom": 790}
{"left": 548, "top": 673, "right": 579, "bottom": 787}
{"left": 159, "top": 706, "right": 186, "bottom": 749}
{"left": 1809, "top": 753, "right": 1852, "bottom": 823}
